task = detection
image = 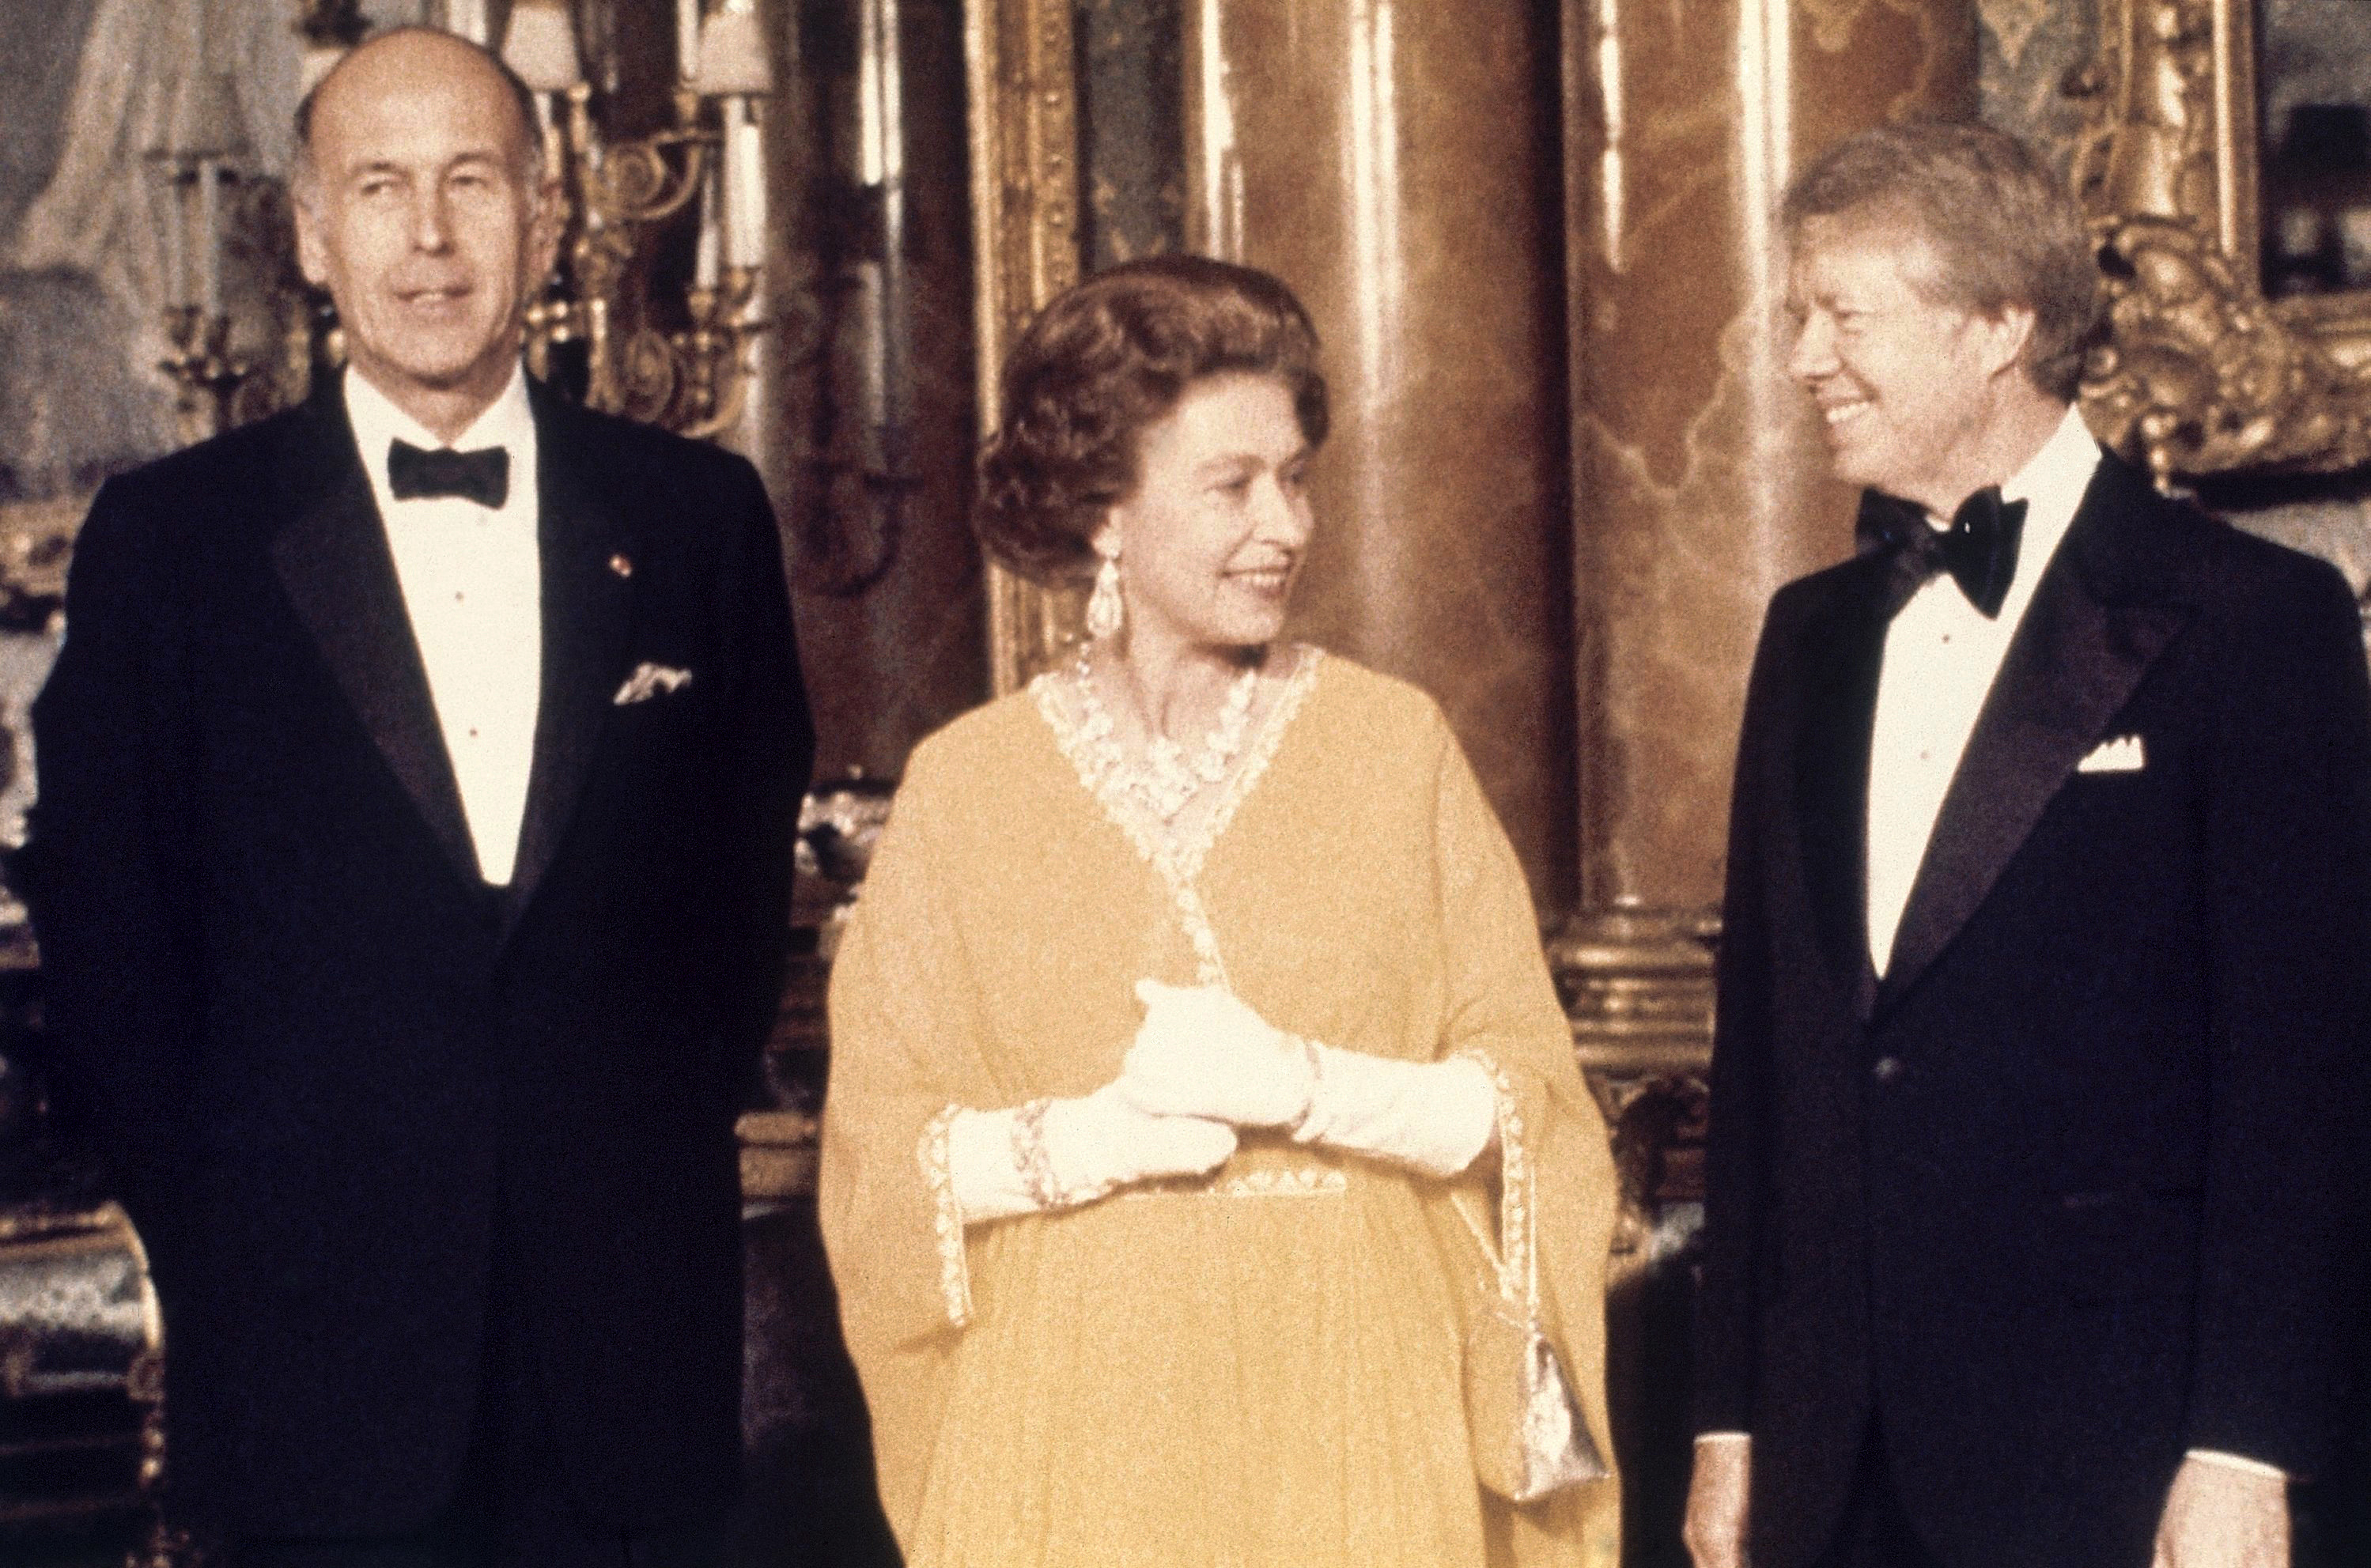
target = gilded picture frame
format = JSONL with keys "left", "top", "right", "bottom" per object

{"left": 966, "top": 0, "right": 1087, "bottom": 694}
{"left": 2068, "top": 0, "right": 2371, "bottom": 480}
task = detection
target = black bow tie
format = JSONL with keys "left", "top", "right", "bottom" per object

{"left": 388, "top": 439, "right": 510, "bottom": 509}
{"left": 1856, "top": 485, "right": 2028, "bottom": 619}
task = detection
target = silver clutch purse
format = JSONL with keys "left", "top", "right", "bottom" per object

{"left": 1463, "top": 1281, "right": 1609, "bottom": 1502}
{"left": 1450, "top": 1091, "right": 1609, "bottom": 1504}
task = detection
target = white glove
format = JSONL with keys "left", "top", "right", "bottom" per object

{"left": 947, "top": 1084, "right": 1237, "bottom": 1222}
{"left": 1290, "top": 1045, "right": 1499, "bottom": 1177}
{"left": 1117, "top": 980, "right": 1318, "bottom": 1128}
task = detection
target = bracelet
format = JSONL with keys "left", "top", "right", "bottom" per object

{"left": 1012, "top": 1098, "right": 1064, "bottom": 1211}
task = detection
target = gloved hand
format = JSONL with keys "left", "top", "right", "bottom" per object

{"left": 1044, "top": 1083, "right": 1238, "bottom": 1196}
{"left": 1116, "top": 979, "right": 1318, "bottom": 1128}
{"left": 1291, "top": 1045, "right": 1499, "bottom": 1177}
{"left": 948, "top": 1084, "right": 1237, "bottom": 1222}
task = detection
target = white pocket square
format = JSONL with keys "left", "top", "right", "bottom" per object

{"left": 2076, "top": 734, "right": 2146, "bottom": 773}
{"left": 612, "top": 663, "right": 694, "bottom": 706}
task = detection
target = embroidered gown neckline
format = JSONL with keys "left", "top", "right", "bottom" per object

{"left": 1032, "top": 645, "right": 1325, "bottom": 958}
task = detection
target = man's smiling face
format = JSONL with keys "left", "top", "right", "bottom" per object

{"left": 1785, "top": 211, "right": 2014, "bottom": 516}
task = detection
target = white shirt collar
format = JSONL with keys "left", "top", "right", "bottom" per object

{"left": 1999, "top": 401, "right": 2101, "bottom": 519}
{"left": 344, "top": 361, "right": 536, "bottom": 510}
{"left": 1865, "top": 404, "right": 2101, "bottom": 974}
{"left": 1994, "top": 402, "right": 2100, "bottom": 616}
{"left": 1914, "top": 402, "right": 2099, "bottom": 618}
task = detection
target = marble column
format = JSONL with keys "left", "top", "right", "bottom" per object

{"left": 1558, "top": 0, "right": 1978, "bottom": 1059}
{"left": 1560, "top": 0, "right": 1976, "bottom": 1551}
{"left": 1183, "top": 0, "right": 1576, "bottom": 917}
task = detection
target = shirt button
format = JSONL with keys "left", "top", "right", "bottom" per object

{"left": 1872, "top": 1056, "right": 1904, "bottom": 1084}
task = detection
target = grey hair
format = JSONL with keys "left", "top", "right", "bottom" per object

{"left": 1783, "top": 121, "right": 2104, "bottom": 402}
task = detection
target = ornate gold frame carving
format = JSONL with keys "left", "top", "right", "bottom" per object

{"left": 2068, "top": 0, "right": 2371, "bottom": 478}
{"left": 966, "top": 0, "right": 1087, "bottom": 693}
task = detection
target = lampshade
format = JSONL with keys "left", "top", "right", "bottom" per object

{"left": 694, "top": 2, "right": 772, "bottom": 97}
{"left": 502, "top": 0, "right": 584, "bottom": 93}
{"left": 297, "top": 44, "right": 345, "bottom": 99}
{"left": 442, "top": 0, "right": 491, "bottom": 45}
{"left": 165, "top": 71, "right": 251, "bottom": 163}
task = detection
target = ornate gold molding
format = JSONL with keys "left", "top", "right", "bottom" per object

{"left": 1552, "top": 906, "right": 1716, "bottom": 1264}
{"left": 1551, "top": 905, "right": 1719, "bottom": 1082}
{"left": 2066, "top": 0, "right": 2371, "bottom": 478}
{"left": 966, "top": 0, "right": 1087, "bottom": 693}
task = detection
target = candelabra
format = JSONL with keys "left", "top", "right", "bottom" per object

{"left": 148, "top": 74, "right": 270, "bottom": 446}
{"left": 502, "top": 0, "right": 775, "bottom": 439}
{"left": 148, "top": 2, "right": 775, "bottom": 448}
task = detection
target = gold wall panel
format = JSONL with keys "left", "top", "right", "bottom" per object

{"left": 2066, "top": 0, "right": 2371, "bottom": 478}
{"left": 968, "top": 0, "right": 1087, "bottom": 693}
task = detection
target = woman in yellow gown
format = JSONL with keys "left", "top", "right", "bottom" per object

{"left": 819, "top": 256, "right": 1620, "bottom": 1566}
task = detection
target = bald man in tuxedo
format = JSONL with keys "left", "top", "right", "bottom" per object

{"left": 21, "top": 29, "right": 810, "bottom": 1567}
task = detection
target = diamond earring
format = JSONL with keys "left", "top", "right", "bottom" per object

{"left": 1087, "top": 547, "right": 1123, "bottom": 640}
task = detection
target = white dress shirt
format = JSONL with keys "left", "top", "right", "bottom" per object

{"left": 1865, "top": 402, "right": 2097, "bottom": 975}
{"left": 344, "top": 365, "right": 542, "bottom": 886}
{"left": 1699, "top": 403, "right": 2286, "bottom": 1483}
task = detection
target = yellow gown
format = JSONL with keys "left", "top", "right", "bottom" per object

{"left": 819, "top": 651, "right": 1621, "bottom": 1567}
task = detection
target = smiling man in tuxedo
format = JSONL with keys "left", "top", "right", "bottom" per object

{"left": 20, "top": 27, "right": 810, "bottom": 1568}
{"left": 1683, "top": 123, "right": 2371, "bottom": 1568}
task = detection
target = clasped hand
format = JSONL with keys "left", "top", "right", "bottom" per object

{"left": 1117, "top": 980, "right": 1315, "bottom": 1129}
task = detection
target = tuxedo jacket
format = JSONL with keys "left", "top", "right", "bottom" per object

{"left": 18, "top": 378, "right": 812, "bottom": 1536}
{"left": 1696, "top": 449, "right": 2371, "bottom": 1568}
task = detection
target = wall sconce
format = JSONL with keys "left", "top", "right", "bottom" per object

{"left": 148, "top": 2, "right": 775, "bottom": 449}
{"left": 146, "top": 70, "right": 260, "bottom": 444}
{"left": 504, "top": 0, "right": 774, "bottom": 439}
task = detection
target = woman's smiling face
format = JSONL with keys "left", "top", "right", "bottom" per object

{"left": 1098, "top": 372, "right": 1317, "bottom": 658}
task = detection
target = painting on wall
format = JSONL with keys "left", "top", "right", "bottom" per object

{"left": 2261, "top": 0, "right": 2371, "bottom": 295}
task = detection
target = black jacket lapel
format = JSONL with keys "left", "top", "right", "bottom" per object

{"left": 1876, "top": 454, "right": 2194, "bottom": 1013}
{"left": 1795, "top": 554, "right": 1896, "bottom": 1015}
{"left": 503, "top": 382, "right": 640, "bottom": 930}
{"left": 268, "top": 387, "right": 481, "bottom": 884}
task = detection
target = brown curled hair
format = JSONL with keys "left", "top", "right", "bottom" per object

{"left": 975, "top": 255, "right": 1329, "bottom": 583}
{"left": 1783, "top": 121, "right": 2104, "bottom": 402}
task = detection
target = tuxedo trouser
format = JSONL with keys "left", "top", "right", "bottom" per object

{"left": 1809, "top": 1419, "right": 1946, "bottom": 1568}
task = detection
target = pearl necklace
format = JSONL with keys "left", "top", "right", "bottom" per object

{"left": 1071, "top": 651, "right": 1261, "bottom": 822}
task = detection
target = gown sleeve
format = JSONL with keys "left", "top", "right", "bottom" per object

{"left": 1417, "top": 714, "right": 1624, "bottom": 1562}
{"left": 818, "top": 734, "right": 993, "bottom": 1525}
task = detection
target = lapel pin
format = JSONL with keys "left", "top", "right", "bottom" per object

{"left": 609, "top": 553, "right": 633, "bottom": 579}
